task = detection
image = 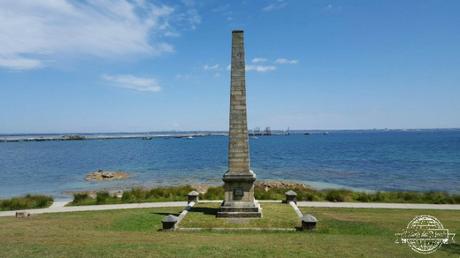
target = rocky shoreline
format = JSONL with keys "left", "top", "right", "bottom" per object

{"left": 189, "top": 180, "right": 312, "bottom": 194}
{"left": 0, "top": 133, "right": 224, "bottom": 143}
{"left": 65, "top": 180, "right": 312, "bottom": 198}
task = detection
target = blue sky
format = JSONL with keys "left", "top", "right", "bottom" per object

{"left": 1, "top": 0, "right": 459, "bottom": 133}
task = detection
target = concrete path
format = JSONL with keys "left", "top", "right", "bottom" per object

{"left": 49, "top": 200, "right": 71, "bottom": 209}
{"left": 296, "top": 201, "right": 460, "bottom": 210}
{"left": 1, "top": 200, "right": 459, "bottom": 217}
{"left": 0, "top": 201, "right": 187, "bottom": 217}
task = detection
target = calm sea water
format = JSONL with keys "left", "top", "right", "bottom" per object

{"left": 0, "top": 131, "right": 459, "bottom": 198}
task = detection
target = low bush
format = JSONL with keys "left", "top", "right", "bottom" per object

{"left": 73, "top": 193, "right": 88, "bottom": 202}
{"left": 200, "top": 186, "right": 224, "bottom": 200}
{"left": 96, "top": 192, "right": 110, "bottom": 204}
{"left": 0, "top": 194, "right": 53, "bottom": 211}
{"left": 68, "top": 184, "right": 460, "bottom": 206}
{"left": 325, "top": 189, "right": 354, "bottom": 202}
{"left": 70, "top": 185, "right": 195, "bottom": 206}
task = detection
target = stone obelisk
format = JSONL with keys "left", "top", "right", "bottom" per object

{"left": 217, "top": 30, "right": 262, "bottom": 218}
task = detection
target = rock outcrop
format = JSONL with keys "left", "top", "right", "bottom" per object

{"left": 85, "top": 170, "right": 129, "bottom": 181}
{"left": 255, "top": 180, "right": 311, "bottom": 192}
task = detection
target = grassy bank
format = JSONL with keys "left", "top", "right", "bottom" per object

{"left": 69, "top": 186, "right": 194, "bottom": 206}
{"left": 70, "top": 185, "right": 460, "bottom": 206}
{"left": 203, "top": 185, "right": 460, "bottom": 204}
{"left": 258, "top": 185, "right": 460, "bottom": 204}
{"left": 0, "top": 205, "right": 458, "bottom": 257}
{"left": 0, "top": 194, "right": 53, "bottom": 211}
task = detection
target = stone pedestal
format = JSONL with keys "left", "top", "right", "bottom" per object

{"left": 162, "top": 215, "right": 178, "bottom": 231}
{"left": 301, "top": 214, "right": 318, "bottom": 231}
{"left": 187, "top": 191, "right": 199, "bottom": 204}
{"left": 217, "top": 173, "right": 262, "bottom": 217}
{"left": 284, "top": 190, "right": 297, "bottom": 204}
{"left": 217, "top": 30, "right": 262, "bottom": 218}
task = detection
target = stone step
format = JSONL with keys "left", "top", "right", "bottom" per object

{"left": 216, "top": 211, "right": 262, "bottom": 218}
{"left": 218, "top": 207, "right": 261, "bottom": 212}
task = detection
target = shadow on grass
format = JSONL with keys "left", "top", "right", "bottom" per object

{"left": 441, "top": 243, "right": 460, "bottom": 255}
{"left": 150, "top": 212, "right": 181, "bottom": 217}
{"left": 189, "top": 207, "right": 218, "bottom": 216}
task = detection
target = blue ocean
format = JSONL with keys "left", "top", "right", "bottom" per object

{"left": 0, "top": 130, "right": 459, "bottom": 199}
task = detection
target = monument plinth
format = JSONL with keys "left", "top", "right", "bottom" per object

{"left": 217, "top": 30, "right": 262, "bottom": 218}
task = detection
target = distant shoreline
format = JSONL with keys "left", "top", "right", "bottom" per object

{"left": 0, "top": 132, "right": 225, "bottom": 143}
{"left": 1, "top": 128, "right": 459, "bottom": 143}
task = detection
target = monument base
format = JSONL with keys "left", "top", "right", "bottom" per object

{"left": 217, "top": 200, "right": 262, "bottom": 218}
{"left": 217, "top": 171, "right": 262, "bottom": 218}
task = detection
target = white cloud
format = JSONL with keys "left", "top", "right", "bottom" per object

{"left": 203, "top": 64, "right": 220, "bottom": 71}
{"left": 251, "top": 57, "right": 268, "bottom": 63}
{"left": 275, "top": 58, "right": 299, "bottom": 64}
{"left": 102, "top": 74, "right": 161, "bottom": 92}
{"left": 0, "top": 57, "right": 43, "bottom": 70}
{"left": 175, "top": 73, "right": 191, "bottom": 80}
{"left": 211, "top": 4, "right": 230, "bottom": 13}
{"left": 246, "top": 65, "right": 276, "bottom": 72}
{"left": 226, "top": 63, "right": 276, "bottom": 73}
{"left": 224, "top": 57, "right": 296, "bottom": 73}
{"left": 262, "top": 0, "right": 287, "bottom": 12}
{"left": 178, "top": 0, "right": 201, "bottom": 30}
{"left": 211, "top": 4, "right": 233, "bottom": 22}
{"left": 0, "top": 0, "right": 199, "bottom": 70}
{"left": 204, "top": 64, "right": 221, "bottom": 77}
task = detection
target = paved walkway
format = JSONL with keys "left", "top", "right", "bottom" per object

{"left": 49, "top": 201, "right": 70, "bottom": 209}
{"left": 1, "top": 200, "right": 459, "bottom": 217}
{"left": 0, "top": 201, "right": 187, "bottom": 217}
{"left": 296, "top": 201, "right": 460, "bottom": 210}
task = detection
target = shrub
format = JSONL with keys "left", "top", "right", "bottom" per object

{"left": 0, "top": 195, "right": 53, "bottom": 211}
{"left": 73, "top": 193, "right": 88, "bottom": 202}
{"left": 423, "top": 192, "right": 450, "bottom": 204}
{"left": 354, "top": 192, "right": 371, "bottom": 202}
{"left": 375, "top": 192, "right": 386, "bottom": 202}
{"left": 201, "top": 186, "right": 224, "bottom": 200}
{"left": 147, "top": 185, "right": 193, "bottom": 200}
{"left": 325, "top": 189, "right": 354, "bottom": 202}
{"left": 121, "top": 191, "right": 134, "bottom": 202}
{"left": 96, "top": 192, "right": 110, "bottom": 204}
{"left": 452, "top": 194, "right": 460, "bottom": 204}
{"left": 68, "top": 184, "right": 460, "bottom": 206}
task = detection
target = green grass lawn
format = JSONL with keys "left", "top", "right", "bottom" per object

{"left": 179, "top": 203, "right": 299, "bottom": 229}
{"left": 0, "top": 204, "right": 458, "bottom": 257}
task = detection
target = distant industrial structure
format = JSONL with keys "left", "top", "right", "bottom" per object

{"left": 249, "top": 127, "right": 291, "bottom": 136}
{"left": 249, "top": 127, "right": 272, "bottom": 136}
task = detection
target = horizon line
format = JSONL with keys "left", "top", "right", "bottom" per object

{"left": 1, "top": 127, "right": 460, "bottom": 136}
